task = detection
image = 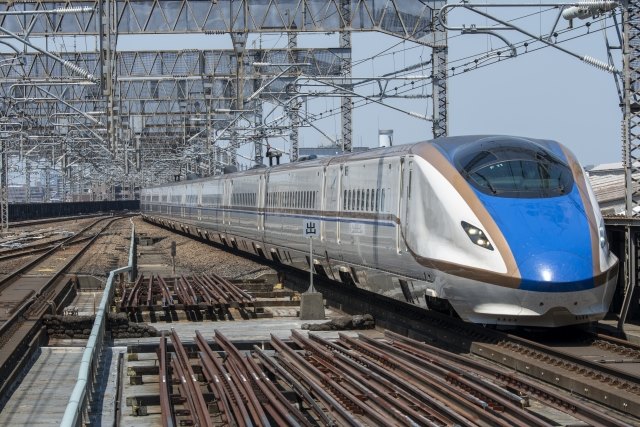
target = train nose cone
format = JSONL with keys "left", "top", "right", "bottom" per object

{"left": 517, "top": 251, "right": 593, "bottom": 292}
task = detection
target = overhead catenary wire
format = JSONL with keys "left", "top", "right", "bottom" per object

{"left": 275, "top": 13, "right": 619, "bottom": 132}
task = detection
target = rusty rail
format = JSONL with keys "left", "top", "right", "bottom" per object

{"left": 120, "top": 274, "right": 253, "bottom": 313}
{"left": 170, "top": 329, "right": 213, "bottom": 427}
{"left": 383, "top": 330, "right": 632, "bottom": 427}
{"left": 195, "top": 330, "right": 252, "bottom": 426}
{"left": 269, "top": 334, "right": 366, "bottom": 427}
{"left": 158, "top": 334, "right": 175, "bottom": 427}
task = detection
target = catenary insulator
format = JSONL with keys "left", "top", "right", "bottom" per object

{"left": 52, "top": 7, "right": 93, "bottom": 14}
{"left": 582, "top": 55, "right": 617, "bottom": 73}
{"left": 562, "top": 1, "right": 619, "bottom": 20}
{"left": 62, "top": 60, "right": 95, "bottom": 81}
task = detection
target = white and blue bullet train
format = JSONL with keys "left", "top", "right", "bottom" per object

{"left": 141, "top": 135, "right": 619, "bottom": 327}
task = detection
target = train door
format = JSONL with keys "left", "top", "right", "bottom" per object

{"left": 258, "top": 174, "right": 265, "bottom": 234}
{"left": 396, "top": 157, "right": 405, "bottom": 253}
{"left": 197, "top": 183, "right": 202, "bottom": 221}
{"left": 320, "top": 166, "right": 327, "bottom": 241}
{"left": 224, "top": 179, "right": 232, "bottom": 226}
{"left": 401, "top": 158, "right": 413, "bottom": 252}
{"left": 181, "top": 186, "right": 186, "bottom": 218}
{"left": 337, "top": 164, "right": 343, "bottom": 244}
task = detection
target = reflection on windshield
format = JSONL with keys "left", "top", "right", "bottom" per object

{"left": 456, "top": 141, "right": 574, "bottom": 198}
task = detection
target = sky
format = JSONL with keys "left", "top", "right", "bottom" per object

{"left": 337, "top": 6, "right": 622, "bottom": 168}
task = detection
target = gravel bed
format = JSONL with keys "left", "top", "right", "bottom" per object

{"left": 0, "top": 217, "right": 99, "bottom": 249}
{"left": 135, "top": 218, "right": 275, "bottom": 280}
{"left": 72, "top": 218, "right": 132, "bottom": 276}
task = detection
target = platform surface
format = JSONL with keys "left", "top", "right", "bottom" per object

{"left": 0, "top": 347, "right": 83, "bottom": 426}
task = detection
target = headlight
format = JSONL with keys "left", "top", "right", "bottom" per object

{"left": 599, "top": 217, "right": 607, "bottom": 249}
{"left": 461, "top": 221, "right": 494, "bottom": 251}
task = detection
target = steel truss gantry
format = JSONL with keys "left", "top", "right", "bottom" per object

{"left": 0, "top": 0, "right": 446, "bottom": 192}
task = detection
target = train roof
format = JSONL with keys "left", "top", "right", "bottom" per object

{"left": 142, "top": 135, "right": 559, "bottom": 190}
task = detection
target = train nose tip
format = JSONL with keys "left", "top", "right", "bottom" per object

{"left": 518, "top": 251, "right": 593, "bottom": 291}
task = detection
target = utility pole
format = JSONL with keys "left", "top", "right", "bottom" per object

{"left": 340, "top": 0, "right": 353, "bottom": 153}
{"left": 0, "top": 139, "right": 8, "bottom": 231}
{"left": 621, "top": 0, "right": 640, "bottom": 331}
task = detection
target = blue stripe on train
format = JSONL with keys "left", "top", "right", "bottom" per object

{"left": 476, "top": 185, "right": 595, "bottom": 292}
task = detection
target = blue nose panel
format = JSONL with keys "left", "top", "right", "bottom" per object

{"left": 476, "top": 187, "right": 595, "bottom": 292}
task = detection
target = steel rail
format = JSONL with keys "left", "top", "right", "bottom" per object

{"left": 179, "top": 275, "right": 198, "bottom": 306}
{"left": 121, "top": 275, "right": 143, "bottom": 310}
{"left": 269, "top": 334, "right": 366, "bottom": 427}
{"left": 213, "top": 331, "right": 271, "bottom": 426}
{"left": 158, "top": 334, "right": 176, "bottom": 427}
{"left": 499, "top": 332, "right": 640, "bottom": 388}
{"left": 194, "top": 332, "right": 238, "bottom": 427}
{"left": 146, "top": 275, "right": 153, "bottom": 307}
{"left": 199, "top": 275, "right": 230, "bottom": 305}
{"left": 171, "top": 358, "right": 202, "bottom": 427}
{"left": 354, "top": 334, "right": 549, "bottom": 427}
{"left": 206, "top": 272, "right": 254, "bottom": 302}
{"left": 384, "top": 330, "right": 633, "bottom": 427}
{"left": 337, "top": 333, "right": 510, "bottom": 427}
{"left": 170, "top": 329, "right": 213, "bottom": 427}
{"left": 291, "top": 330, "right": 436, "bottom": 426}
{"left": 0, "top": 235, "right": 93, "bottom": 261}
{"left": 155, "top": 275, "right": 175, "bottom": 307}
{"left": 243, "top": 355, "right": 311, "bottom": 427}
{"left": 0, "top": 217, "right": 112, "bottom": 293}
{"left": 191, "top": 276, "right": 218, "bottom": 305}
{"left": 252, "top": 346, "right": 338, "bottom": 427}
{"left": 340, "top": 332, "right": 547, "bottom": 426}
{"left": 302, "top": 332, "right": 451, "bottom": 426}
{"left": 0, "top": 217, "right": 123, "bottom": 341}
{"left": 172, "top": 277, "right": 189, "bottom": 306}
{"left": 195, "top": 331, "right": 252, "bottom": 427}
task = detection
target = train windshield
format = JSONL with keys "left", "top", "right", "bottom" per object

{"left": 456, "top": 140, "right": 574, "bottom": 198}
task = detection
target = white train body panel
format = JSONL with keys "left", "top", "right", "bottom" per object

{"left": 141, "top": 136, "right": 619, "bottom": 327}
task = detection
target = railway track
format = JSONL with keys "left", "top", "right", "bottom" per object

{"left": 131, "top": 329, "right": 635, "bottom": 427}
{"left": 140, "top": 222, "right": 640, "bottom": 424}
{"left": 0, "top": 216, "right": 125, "bottom": 408}
{"left": 285, "top": 271, "right": 640, "bottom": 422}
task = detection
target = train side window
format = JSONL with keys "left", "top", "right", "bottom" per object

{"left": 365, "top": 189, "right": 370, "bottom": 211}
{"left": 381, "top": 189, "right": 386, "bottom": 212}
{"left": 343, "top": 190, "right": 347, "bottom": 210}
{"left": 360, "top": 189, "right": 365, "bottom": 211}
